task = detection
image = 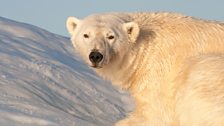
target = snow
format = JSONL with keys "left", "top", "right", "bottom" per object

{"left": 0, "top": 17, "right": 134, "bottom": 126}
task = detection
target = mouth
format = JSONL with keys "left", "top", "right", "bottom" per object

{"left": 90, "top": 64, "right": 103, "bottom": 69}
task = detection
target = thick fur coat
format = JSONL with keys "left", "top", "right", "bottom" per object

{"left": 67, "top": 12, "right": 224, "bottom": 126}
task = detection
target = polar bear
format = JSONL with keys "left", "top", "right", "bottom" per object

{"left": 66, "top": 12, "right": 224, "bottom": 126}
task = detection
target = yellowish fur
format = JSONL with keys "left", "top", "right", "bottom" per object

{"left": 67, "top": 12, "right": 224, "bottom": 126}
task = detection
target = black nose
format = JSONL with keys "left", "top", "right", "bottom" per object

{"left": 89, "top": 51, "right": 103, "bottom": 64}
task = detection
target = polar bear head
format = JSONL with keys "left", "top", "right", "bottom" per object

{"left": 66, "top": 14, "right": 140, "bottom": 69}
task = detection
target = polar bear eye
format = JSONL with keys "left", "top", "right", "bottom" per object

{"left": 107, "top": 35, "right": 114, "bottom": 40}
{"left": 83, "top": 34, "right": 89, "bottom": 38}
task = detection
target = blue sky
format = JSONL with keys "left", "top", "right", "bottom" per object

{"left": 0, "top": 0, "right": 224, "bottom": 36}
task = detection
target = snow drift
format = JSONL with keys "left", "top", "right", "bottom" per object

{"left": 0, "top": 17, "right": 133, "bottom": 126}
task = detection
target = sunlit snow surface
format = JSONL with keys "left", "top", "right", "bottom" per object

{"left": 0, "top": 17, "right": 133, "bottom": 126}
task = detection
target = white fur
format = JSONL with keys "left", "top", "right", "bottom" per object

{"left": 67, "top": 12, "right": 224, "bottom": 126}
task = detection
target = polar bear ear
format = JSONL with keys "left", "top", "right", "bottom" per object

{"left": 66, "top": 17, "right": 81, "bottom": 36}
{"left": 122, "top": 22, "right": 140, "bottom": 43}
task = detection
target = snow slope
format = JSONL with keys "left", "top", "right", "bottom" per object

{"left": 0, "top": 17, "right": 133, "bottom": 126}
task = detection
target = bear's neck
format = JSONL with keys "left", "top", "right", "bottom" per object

{"left": 95, "top": 40, "right": 157, "bottom": 91}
